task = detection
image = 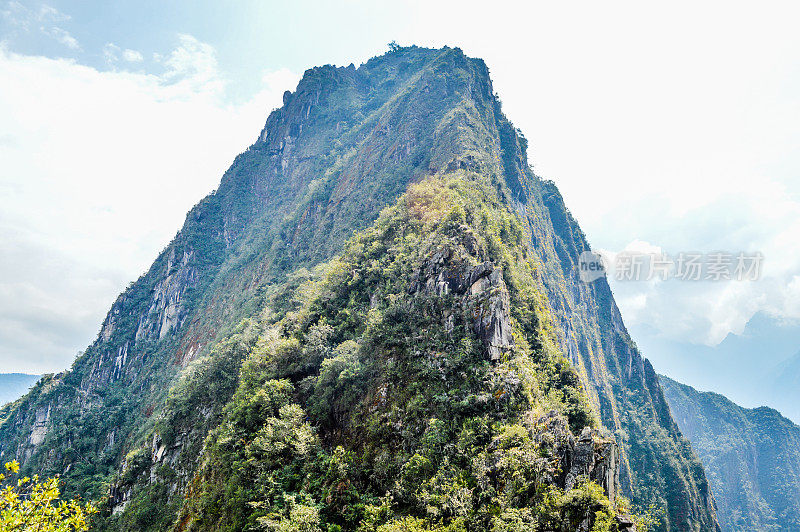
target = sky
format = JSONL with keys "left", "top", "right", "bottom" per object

{"left": 1, "top": 1, "right": 799, "bottom": 394}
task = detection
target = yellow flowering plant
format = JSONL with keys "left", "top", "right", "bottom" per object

{"left": 0, "top": 460, "right": 97, "bottom": 531}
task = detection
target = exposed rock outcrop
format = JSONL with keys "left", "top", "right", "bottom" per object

{"left": 565, "top": 426, "right": 619, "bottom": 504}
{"left": 135, "top": 248, "right": 197, "bottom": 343}
{"left": 467, "top": 262, "right": 514, "bottom": 360}
{"left": 409, "top": 234, "right": 514, "bottom": 362}
{"left": 533, "top": 411, "right": 619, "bottom": 503}
{"left": 28, "top": 403, "right": 51, "bottom": 448}
{"left": 110, "top": 431, "right": 190, "bottom": 516}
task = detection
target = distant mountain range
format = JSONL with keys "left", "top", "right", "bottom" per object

{"left": 765, "top": 349, "right": 800, "bottom": 422}
{"left": 0, "top": 373, "right": 40, "bottom": 405}
{"left": 661, "top": 375, "right": 800, "bottom": 531}
{"left": 640, "top": 312, "right": 800, "bottom": 422}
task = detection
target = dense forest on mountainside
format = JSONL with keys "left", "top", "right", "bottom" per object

{"left": 661, "top": 375, "right": 800, "bottom": 531}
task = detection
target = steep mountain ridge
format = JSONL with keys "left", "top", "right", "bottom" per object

{"left": 152, "top": 173, "right": 629, "bottom": 531}
{"left": 661, "top": 375, "right": 800, "bottom": 531}
{"left": 1, "top": 46, "right": 477, "bottom": 495}
{"left": 0, "top": 45, "right": 717, "bottom": 531}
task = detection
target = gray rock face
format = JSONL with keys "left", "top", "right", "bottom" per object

{"left": 110, "top": 431, "right": 190, "bottom": 515}
{"left": 535, "top": 412, "right": 636, "bottom": 532}
{"left": 409, "top": 235, "right": 514, "bottom": 361}
{"left": 0, "top": 375, "right": 62, "bottom": 465}
{"left": 134, "top": 248, "right": 197, "bottom": 343}
{"left": 466, "top": 262, "right": 514, "bottom": 360}
{"left": 616, "top": 514, "right": 637, "bottom": 531}
{"left": 534, "top": 411, "right": 619, "bottom": 503}
{"left": 565, "top": 426, "right": 619, "bottom": 505}
{"left": 28, "top": 404, "right": 51, "bottom": 448}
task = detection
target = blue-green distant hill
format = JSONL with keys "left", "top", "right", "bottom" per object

{"left": 661, "top": 374, "right": 800, "bottom": 531}
{"left": 0, "top": 373, "right": 40, "bottom": 405}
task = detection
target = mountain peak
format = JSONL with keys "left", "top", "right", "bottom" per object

{"left": 0, "top": 45, "right": 718, "bottom": 532}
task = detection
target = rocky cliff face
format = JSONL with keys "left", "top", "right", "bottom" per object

{"left": 0, "top": 45, "right": 716, "bottom": 531}
{"left": 410, "top": 249, "right": 515, "bottom": 361}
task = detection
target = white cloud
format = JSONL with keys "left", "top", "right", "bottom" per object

{"left": 157, "top": 34, "right": 224, "bottom": 96}
{"left": 102, "top": 42, "right": 120, "bottom": 63}
{"left": 601, "top": 181, "right": 800, "bottom": 346}
{"left": 2, "top": 2, "right": 77, "bottom": 49}
{"left": 104, "top": 43, "right": 144, "bottom": 64}
{"left": 122, "top": 48, "right": 143, "bottom": 62}
{"left": 41, "top": 25, "right": 79, "bottom": 49}
{"left": 38, "top": 4, "right": 69, "bottom": 22}
{"left": 1, "top": 1, "right": 32, "bottom": 30}
{"left": 0, "top": 38, "right": 299, "bottom": 373}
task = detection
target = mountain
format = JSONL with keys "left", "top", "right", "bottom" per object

{"left": 0, "top": 373, "right": 40, "bottom": 405}
{"left": 634, "top": 312, "right": 800, "bottom": 421}
{"left": 0, "top": 45, "right": 717, "bottom": 531}
{"left": 660, "top": 375, "right": 800, "bottom": 531}
{"left": 764, "top": 349, "right": 800, "bottom": 422}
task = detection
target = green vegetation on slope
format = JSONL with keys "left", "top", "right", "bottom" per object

{"left": 660, "top": 375, "right": 800, "bottom": 531}
{"left": 0, "top": 45, "right": 483, "bottom": 503}
{"left": 108, "top": 174, "right": 637, "bottom": 531}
